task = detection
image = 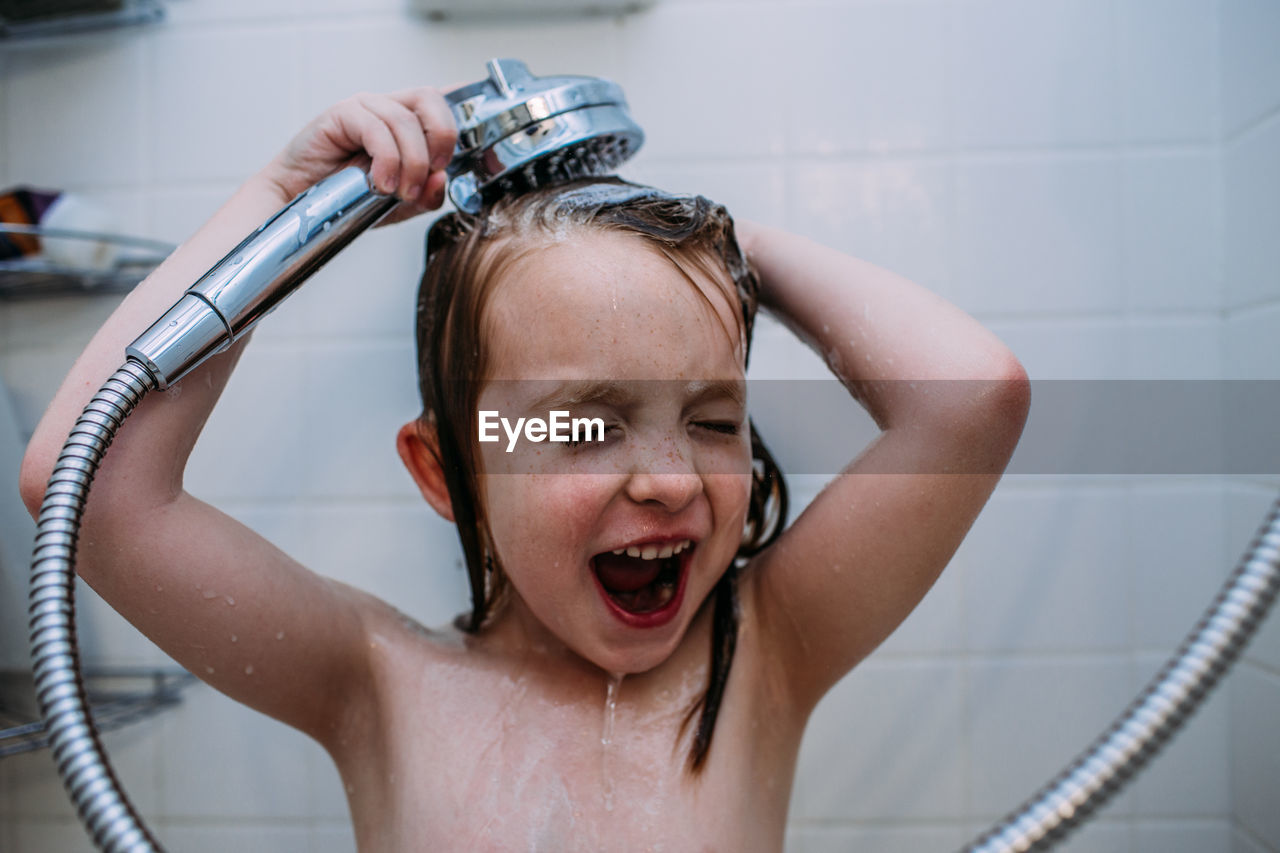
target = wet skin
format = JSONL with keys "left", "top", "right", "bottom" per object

{"left": 343, "top": 231, "right": 803, "bottom": 850}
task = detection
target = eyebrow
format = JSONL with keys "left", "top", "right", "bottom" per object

{"left": 684, "top": 379, "right": 747, "bottom": 408}
{"left": 528, "top": 380, "right": 632, "bottom": 412}
{"left": 526, "top": 378, "right": 746, "bottom": 413}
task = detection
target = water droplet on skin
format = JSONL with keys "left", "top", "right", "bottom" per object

{"left": 224, "top": 596, "right": 235, "bottom": 606}
{"left": 276, "top": 631, "right": 285, "bottom": 641}
{"left": 202, "top": 590, "right": 218, "bottom": 600}
{"left": 230, "top": 634, "right": 238, "bottom": 643}
{"left": 602, "top": 675, "right": 620, "bottom": 746}
{"left": 155, "top": 584, "right": 163, "bottom": 593}
{"left": 244, "top": 664, "right": 254, "bottom": 675}
{"left": 601, "top": 673, "right": 623, "bottom": 812}
{"left": 205, "top": 666, "right": 215, "bottom": 675}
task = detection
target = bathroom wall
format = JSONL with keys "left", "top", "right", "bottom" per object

{"left": 0, "top": 0, "right": 1270, "bottom": 851}
{"left": 1220, "top": 1, "right": 1280, "bottom": 852}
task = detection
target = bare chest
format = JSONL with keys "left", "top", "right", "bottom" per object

{"left": 339, "top": 661, "right": 795, "bottom": 852}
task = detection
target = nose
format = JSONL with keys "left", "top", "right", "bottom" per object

{"left": 624, "top": 440, "right": 703, "bottom": 512}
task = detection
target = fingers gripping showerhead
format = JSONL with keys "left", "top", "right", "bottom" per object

{"left": 445, "top": 58, "right": 644, "bottom": 214}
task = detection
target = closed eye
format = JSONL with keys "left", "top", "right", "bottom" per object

{"left": 566, "top": 424, "right": 618, "bottom": 448}
{"left": 695, "top": 421, "right": 741, "bottom": 436}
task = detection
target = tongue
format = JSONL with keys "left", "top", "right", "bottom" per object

{"left": 594, "top": 553, "right": 663, "bottom": 593}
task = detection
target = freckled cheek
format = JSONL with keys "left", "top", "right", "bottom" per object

{"left": 707, "top": 473, "right": 753, "bottom": 531}
{"left": 479, "top": 472, "right": 618, "bottom": 560}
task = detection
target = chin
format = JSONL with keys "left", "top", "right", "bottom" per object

{"left": 591, "top": 637, "right": 683, "bottom": 677}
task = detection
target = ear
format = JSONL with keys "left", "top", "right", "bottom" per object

{"left": 397, "top": 419, "right": 456, "bottom": 522}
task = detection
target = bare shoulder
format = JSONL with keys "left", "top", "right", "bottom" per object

{"left": 320, "top": 590, "right": 476, "bottom": 754}
{"left": 348, "top": 591, "right": 475, "bottom": 687}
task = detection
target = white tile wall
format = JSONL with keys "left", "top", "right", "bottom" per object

{"left": 1128, "top": 482, "right": 1226, "bottom": 652}
{"left": 984, "top": 317, "right": 1128, "bottom": 379}
{"left": 787, "top": 158, "right": 953, "bottom": 296}
{"left": 148, "top": 27, "right": 306, "bottom": 185}
{"left": 965, "top": 657, "right": 1136, "bottom": 819}
{"left": 1220, "top": 0, "right": 1280, "bottom": 137}
{"left": 783, "top": 1, "right": 950, "bottom": 155}
{"left": 183, "top": 341, "right": 311, "bottom": 501}
{"left": 156, "top": 685, "right": 316, "bottom": 820}
{"left": 1123, "top": 317, "right": 1221, "bottom": 380}
{"left": 794, "top": 660, "right": 966, "bottom": 821}
{"left": 10, "top": 820, "right": 102, "bottom": 852}
{"left": 952, "top": 155, "right": 1123, "bottom": 316}
{"left": 1117, "top": 0, "right": 1219, "bottom": 144}
{"left": 1121, "top": 152, "right": 1219, "bottom": 313}
{"left": 618, "top": 4, "right": 789, "bottom": 161}
{"left": 164, "top": 0, "right": 302, "bottom": 25}
{"left": 0, "top": 50, "right": 9, "bottom": 189}
{"left": 1224, "top": 115, "right": 1280, "bottom": 310}
{"left": 1233, "top": 825, "right": 1278, "bottom": 853}
{"left": 5, "top": 36, "right": 147, "bottom": 188}
{"left": 291, "top": 503, "right": 470, "bottom": 629}
{"left": 949, "top": 0, "right": 1118, "bottom": 149}
{"left": 153, "top": 823, "right": 315, "bottom": 853}
{"left": 297, "top": 339, "right": 421, "bottom": 499}
{"left": 959, "top": 485, "right": 1131, "bottom": 653}
{"left": 1225, "top": 303, "right": 1280, "bottom": 380}
{"left": 1222, "top": 10, "right": 1280, "bottom": 839}
{"left": 3, "top": 0, "right": 1274, "bottom": 849}
{"left": 1230, "top": 669, "right": 1280, "bottom": 845}
{"left": 788, "top": 823, "right": 968, "bottom": 853}
{"left": 1134, "top": 820, "right": 1232, "bottom": 853}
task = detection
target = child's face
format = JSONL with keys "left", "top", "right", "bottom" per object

{"left": 475, "top": 230, "right": 753, "bottom": 675}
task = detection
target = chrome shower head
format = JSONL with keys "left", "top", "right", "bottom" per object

{"left": 445, "top": 58, "right": 644, "bottom": 214}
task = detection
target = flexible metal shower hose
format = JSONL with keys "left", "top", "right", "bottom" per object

{"left": 27, "top": 364, "right": 1280, "bottom": 853}
{"left": 28, "top": 360, "right": 160, "bottom": 853}
{"left": 962, "top": 493, "right": 1280, "bottom": 853}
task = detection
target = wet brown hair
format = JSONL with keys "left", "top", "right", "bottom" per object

{"left": 413, "top": 176, "right": 787, "bottom": 772}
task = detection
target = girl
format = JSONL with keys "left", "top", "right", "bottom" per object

{"left": 20, "top": 87, "right": 1029, "bottom": 851}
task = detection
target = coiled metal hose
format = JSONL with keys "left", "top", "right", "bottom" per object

{"left": 28, "top": 360, "right": 160, "bottom": 853}
{"left": 963, "top": 493, "right": 1280, "bottom": 853}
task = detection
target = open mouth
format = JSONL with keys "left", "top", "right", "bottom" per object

{"left": 591, "top": 539, "right": 692, "bottom": 625}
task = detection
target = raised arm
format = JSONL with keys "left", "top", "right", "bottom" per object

{"left": 738, "top": 221, "right": 1030, "bottom": 713}
{"left": 18, "top": 89, "right": 457, "bottom": 741}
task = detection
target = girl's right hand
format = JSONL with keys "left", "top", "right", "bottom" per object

{"left": 258, "top": 87, "right": 459, "bottom": 217}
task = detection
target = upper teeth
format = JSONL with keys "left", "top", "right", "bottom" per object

{"left": 611, "top": 539, "right": 691, "bottom": 560}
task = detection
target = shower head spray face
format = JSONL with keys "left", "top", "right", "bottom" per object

{"left": 445, "top": 59, "right": 644, "bottom": 213}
